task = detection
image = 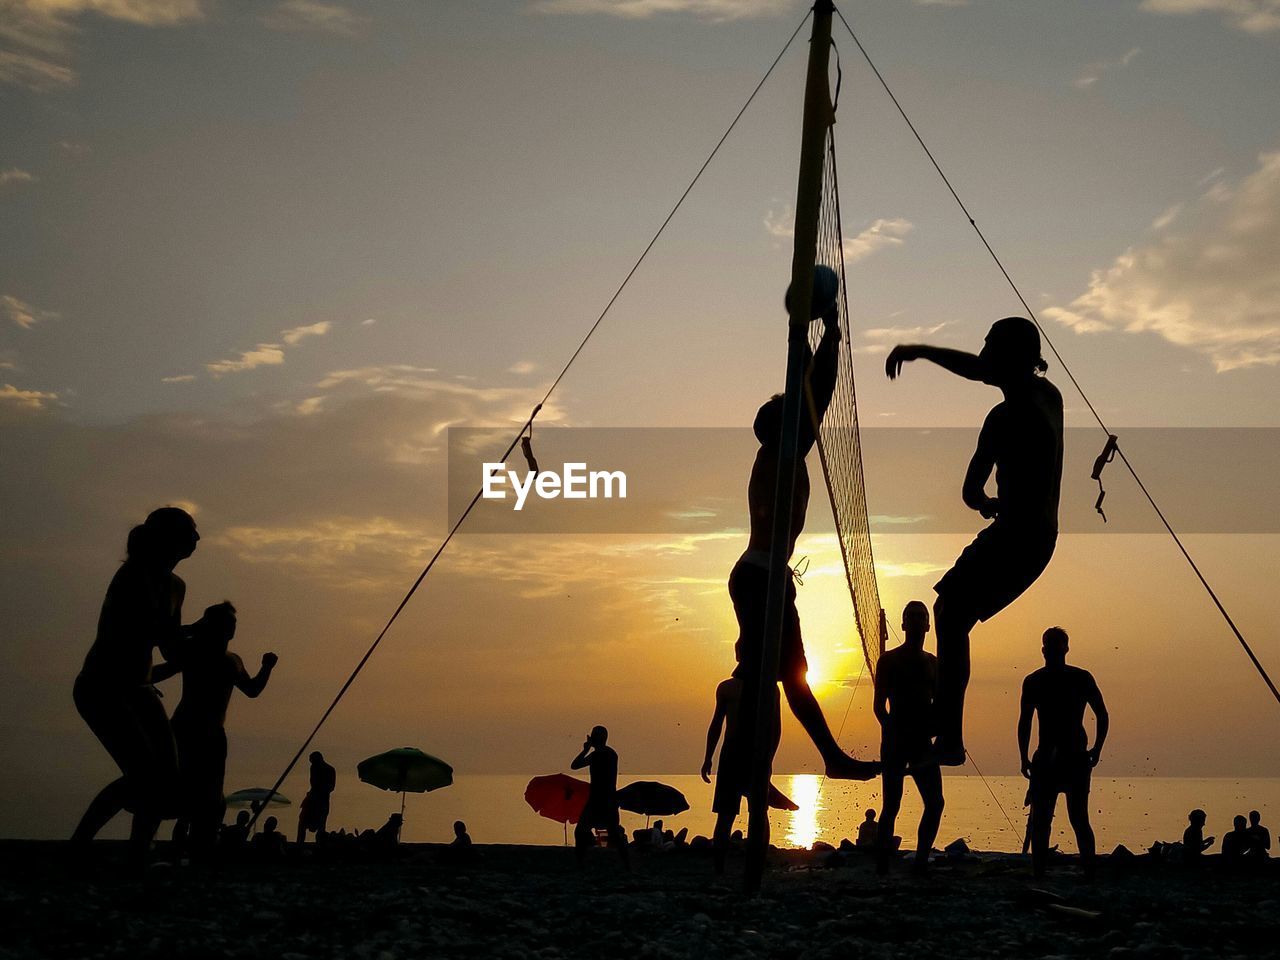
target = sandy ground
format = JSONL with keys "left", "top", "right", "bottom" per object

{"left": 1, "top": 841, "right": 1277, "bottom": 959}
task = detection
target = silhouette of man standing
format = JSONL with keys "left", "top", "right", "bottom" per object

{"left": 733, "top": 285, "right": 876, "bottom": 782}
{"left": 874, "top": 601, "right": 945, "bottom": 875}
{"left": 887, "top": 318, "right": 1063, "bottom": 766}
{"left": 570, "top": 726, "right": 629, "bottom": 868}
{"left": 1247, "top": 810, "right": 1271, "bottom": 858}
{"left": 297, "top": 751, "right": 337, "bottom": 844}
{"left": 1018, "top": 626, "right": 1107, "bottom": 878}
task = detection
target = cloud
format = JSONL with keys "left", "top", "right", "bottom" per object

{"left": 508, "top": 360, "right": 536, "bottom": 375}
{"left": 261, "top": 0, "right": 365, "bottom": 36}
{"left": 529, "top": 0, "right": 793, "bottom": 20}
{"left": 1074, "top": 46, "right": 1141, "bottom": 89}
{"left": 0, "top": 167, "right": 36, "bottom": 187}
{"left": 862, "top": 322, "right": 948, "bottom": 341}
{"left": 205, "top": 343, "right": 286, "bottom": 377}
{"left": 0, "top": 0, "right": 204, "bottom": 90}
{"left": 1043, "top": 150, "right": 1280, "bottom": 371}
{"left": 0, "top": 383, "right": 58, "bottom": 409}
{"left": 1141, "top": 0, "right": 1280, "bottom": 34}
{"left": 2, "top": 293, "right": 56, "bottom": 329}
{"left": 161, "top": 374, "right": 196, "bottom": 383}
{"left": 281, "top": 320, "right": 332, "bottom": 344}
{"left": 1151, "top": 202, "right": 1184, "bottom": 230}
{"left": 203, "top": 320, "right": 333, "bottom": 378}
{"left": 765, "top": 207, "right": 913, "bottom": 263}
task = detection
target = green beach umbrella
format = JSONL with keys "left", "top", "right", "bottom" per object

{"left": 357, "top": 747, "right": 454, "bottom": 816}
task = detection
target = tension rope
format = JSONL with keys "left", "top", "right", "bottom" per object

{"left": 833, "top": 6, "right": 1279, "bottom": 709}
{"left": 248, "top": 10, "right": 814, "bottom": 825}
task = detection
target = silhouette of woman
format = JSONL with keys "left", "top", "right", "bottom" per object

{"left": 71, "top": 507, "right": 200, "bottom": 865}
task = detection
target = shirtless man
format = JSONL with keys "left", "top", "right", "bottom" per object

{"left": 874, "top": 601, "right": 945, "bottom": 875}
{"left": 570, "top": 726, "right": 629, "bottom": 869}
{"left": 887, "top": 317, "right": 1063, "bottom": 765}
{"left": 171, "top": 602, "right": 277, "bottom": 857}
{"left": 732, "top": 280, "right": 877, "bottom": 782}
{"left": 297, "top": 751, "right": 337, "bottom": 844}
{"left": 1018, "top": 626, "right": 1107, "bottom": 878}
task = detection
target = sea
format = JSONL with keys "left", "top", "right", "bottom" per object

{"left": 220, "top": 774, "right": 1279, "bottom": 854}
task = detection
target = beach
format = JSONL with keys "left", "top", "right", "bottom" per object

{"left": 2, "top": 841, "right": 1276, "bottom": 959}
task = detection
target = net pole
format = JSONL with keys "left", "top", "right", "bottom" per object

{"left": 744, "top": 0, "right": 836, "bottom": 895}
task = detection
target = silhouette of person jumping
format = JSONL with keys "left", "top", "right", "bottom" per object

{"left": 297, "top": 751, "right": 337, "bottom": 844}
{"left": 874, "top": 601, "right": 945, "bottom": 875}
{"left": 732, "top": 284, "right": 876, "bottom": 782}
{"left": 1183, "top": 809, "right": 1214, "bottom": 861}
{"left": 701, "top": 674, "right": 782, "bottom": 873}
{"left": 170, "top": 602, "right": 276, "bottom": 858}
{"left": 71, "top": 507, "right": 200, "bottom": 867}
{"left": 1018, "top": 626, "right": 1108, "bottom": 879}
{"left": 887, "top": 318, "right": 1062, "bottom": 765}
{"left": 570, "top": 726, "right": 629, "bottom": 868}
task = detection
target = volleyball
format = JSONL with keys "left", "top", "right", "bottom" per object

{"left": 785, "top": 264, "right": 839, "bottom": 320}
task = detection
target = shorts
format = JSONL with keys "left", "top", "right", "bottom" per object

{"left": 934, "top": 521, "right": 1057, "bottom": 623}
{"left": 729, "top": 559, "right": 807, "bottom": 685}
{"left": 1029, "top": 747, "right": 1091, "bottom": 803}
{"left": 299, "top": 795, "right": 331, "bottom": 832}
{"left": 579, "top": 801, "right": 621, "bottom": 830}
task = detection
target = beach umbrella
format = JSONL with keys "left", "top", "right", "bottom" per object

{"left": 225, "top": 787, "right": 291, "bottom": 808}
{"left": 617, "top": 780, "right": 688, "bottom": 826}
{"left": 357, "top": 747, "right": 454, "bottom": 816}
{"left": 524, "top": 774, "right": 590, "bottom": 843}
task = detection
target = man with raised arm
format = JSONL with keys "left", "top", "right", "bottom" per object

{"left": 874, "top": 600, "right": 945, "bottom": 875}
{"left": 732, "top": 279, "right": 878, "bottom": 782}
{"left": 570, "top": 726, "right": 630, "bottom": 869}
{"left": 1018, "top": 626, "right": 1108, "bottom": 879}
{"left": 886, "top": 317, "right": 1063, "bottom": 765}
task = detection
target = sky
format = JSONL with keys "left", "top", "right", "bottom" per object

{"left": 2, "top": 0, "right": 1279, "bottom": 838}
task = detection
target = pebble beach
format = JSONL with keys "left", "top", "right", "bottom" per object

{"left": 2, "top": 842, "right": 1277, "bottom": 960}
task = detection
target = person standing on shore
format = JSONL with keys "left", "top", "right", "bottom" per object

{"left": 297, "top": 752, "right": 337, "bottom": 844}
{"left": 873, "top": 601, "right": 945, "bottom": 875}
{"left": 1018, "top": 626, "right": 1108, "bottom": 879}
{"left": 570, "top": 726, "right": 629, "bottom": 869}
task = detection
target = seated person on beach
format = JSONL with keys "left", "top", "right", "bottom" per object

{"left": 1018, "top": 626, "right": 1108, "bottom": 879}
{"left": 856, "top": 809, "right": 878, "bottom": 848}
{"left": 1183, "top": 809, "right": 1214, "bottom": 861}
{"left": 451, "top": 820, "right": 472, "bottom": 847}
{"left": 221, "top": 810, "right": 252, "bottom": 847}
{"left": 252, "top": 816, "right": 287, "bottom": 858}
{"left": 297, "top": 751, "right": 337, "bottom": 845}
{"left": 886, "top": 318, "right": 1063, "bottom": 767}
{"left": 1222, "top": 816, "right": 1252, "bottom": 859}
{"left": 570, "top": 726, "right": 629, "bottom": 869}
{"left": 701, "top": 674, "right": 783, "bottom": 874}
{"left": 374, "top": 813, "right": 403, "bottom": 849}
{"left": 731, "top": 282, "right": 877, "bottom": 784}
{"left": 1247, "top": 810, "right": 1270, "bottom": 858}
{"left": 171, "top": 602, "right": 278, "bottom": 858}
{"left": 874, "top": 601, "right": 945, "bottom": 876}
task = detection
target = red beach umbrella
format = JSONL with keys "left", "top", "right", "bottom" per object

{"left": 524, "top": 774, "right": 590, "bottom": 843}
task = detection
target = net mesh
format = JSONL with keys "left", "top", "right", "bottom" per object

{"left": 806, "top": 130, "right": 886, "bottom": 679}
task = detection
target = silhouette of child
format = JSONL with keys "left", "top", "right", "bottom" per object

{"left": 171, "top": 602, "right": 277, "bottom": 857}
{"left": 856, "top": 809, "right": 878, "bottom": 848}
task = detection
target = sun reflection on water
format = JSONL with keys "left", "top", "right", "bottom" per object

{"left": 783, "top": 773, "right": 822, "bottom": 849}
